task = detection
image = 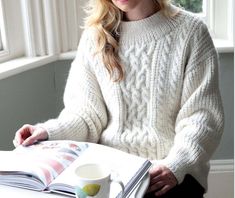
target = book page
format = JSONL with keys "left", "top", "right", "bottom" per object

{"left": 49, "top": 143, "right": 151, "bottom": 197}
{"left": 0, "top": 141, "right": 89, "bottom": 191}
{"left": 0, "top": 151, "right": 47, "bottom": 190}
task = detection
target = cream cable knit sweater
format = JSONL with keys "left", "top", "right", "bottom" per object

{"left": 38, "top": 7, "right": 224, "bottom": 190}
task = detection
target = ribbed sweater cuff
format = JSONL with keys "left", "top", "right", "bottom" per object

{"left": 36, "top": 116, "right": 88, "bottom": 141}
{"left": 36, "top": 120, "right": 61, "bottom": 140}
{"left": 152, "top": 156, "right": 188, "bottom": 184}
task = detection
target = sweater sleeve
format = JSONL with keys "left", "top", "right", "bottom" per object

{"left": 37, "top": 29, "right": 108, "bottom": 143}
{"left": 157, "top": 22, "right": 224, "bottom": 184}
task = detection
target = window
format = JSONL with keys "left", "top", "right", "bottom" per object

{"left": 174, "top": 0, "right": 203, "bottom": 13}
{"left": 0, "top": 32, "right": 3, "bottom": 51}
{"left": 0, "top": 0, "right": 25, "bottom": 63}
{"left": 0, "top": 1, "right": 6, "bottom": 52}
{"left": 173, "top": 0, "right": 234, "bottom": 52}
{"left": 0, "top": 0, "right": 83, "bottom": 64}
{"left": 0, "top": 0, "right": 233, "bottom": 66}
{"left": 0, "top": 0, "right": 10, "bottom": 59}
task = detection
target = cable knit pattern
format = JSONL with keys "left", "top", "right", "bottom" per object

{"left": 37, "top": 6, "right": 224, "bottom": 190}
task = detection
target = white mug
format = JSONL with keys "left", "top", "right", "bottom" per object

{"left": 74, "top": 163, "right": 124, "bottom": 198}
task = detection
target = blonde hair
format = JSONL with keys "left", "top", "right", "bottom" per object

{"left": 84, "top": 0, "right": 171, "bottom": 81}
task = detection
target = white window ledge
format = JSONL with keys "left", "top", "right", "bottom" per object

{"left": 0, "top": 41, "right": 233, "bottom": 81}
{"left": 58, "top": 51, "right": 77, "bottom": 60}
{"left": 0, "top": 51, "right": 77, "bottom": 80}
{"left": 214, "top": 39, "right": 234, "bottom": 53}
{"left": 0, "top": 55, "right": 58, "bottom": 80}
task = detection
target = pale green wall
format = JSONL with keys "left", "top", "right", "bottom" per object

{"left": 213, "top": 53, "right": 234, "bottom": 159}
{"left": 0, "top": 54, "right": 233, "bottom": 160}
{"left": 0, "top": 63, "right": 57, "bottom": 150}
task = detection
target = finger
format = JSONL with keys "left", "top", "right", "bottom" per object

{"left": 149, "top": 168, "right": 162, "bottom": 178}
{"left": 22, "top": 135, "right": 37, "bottom": 146}
{"left": 13, "top": 139, "right": 19, "bottom": 147}
{"left": 155, "top": 184, "right": 172, "bottom": 197}
{"left": 150, "top": 174, "right": 162, "bottom": 185}
{"left": 147, "top": 181, "right": 165, "bottom": 193}
{"left": 15, "top": 125, "right": 31, "bottom": 144}
{"left": 15, "top": 131, "right": 24, "bottom": 145}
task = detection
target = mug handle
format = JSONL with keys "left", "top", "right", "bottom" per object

{"left": 110, "top": 177, "right": 125, "bottom": 196}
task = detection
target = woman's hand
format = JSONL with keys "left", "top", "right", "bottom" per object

{"left": 147, "top": 165, "right": 177, "bottom": 197}
{"left": 13, "top": 124, "right": 48, "bottom": 147}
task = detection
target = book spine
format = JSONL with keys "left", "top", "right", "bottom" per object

{"left": 116, "top": 160, "right": 152, "bottom": 198}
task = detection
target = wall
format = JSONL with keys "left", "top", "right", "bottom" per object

{"left": 0, "top": 64, "right": 56, "bottom": 150}
{"left": 0, "top": 54, "right": 233, "bottom": 161}
{"left": 0, "top": 60, "right": 71, "bottom": 150}
{"left": 213, "top": 53, "right": 234, "bottom": 159}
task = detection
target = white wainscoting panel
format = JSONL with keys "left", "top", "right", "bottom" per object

{"left": 205, "top": 159, "right": 234, "bottom": 198}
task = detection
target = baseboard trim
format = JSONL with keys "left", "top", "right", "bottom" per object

{"left": 210, "top": 159, "right": 234, "bottom": 172}
{"left": 205, "top": 159, "right": 234, "bottom": 198}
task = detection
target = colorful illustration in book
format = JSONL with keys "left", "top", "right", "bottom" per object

{"left": 13, "top": 141, "right": 89, "bottom": 186}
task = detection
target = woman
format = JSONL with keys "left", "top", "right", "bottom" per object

{"left": 13, "top": 0, "right": 224, "bottom": 197}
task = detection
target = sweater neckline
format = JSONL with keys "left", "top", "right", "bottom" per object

{"left": 119, "top": 5, "right": 184, "bottom": 44}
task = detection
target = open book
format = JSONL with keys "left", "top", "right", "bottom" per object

{"left": 0, "top": 140, "right": 152, "bottom": 198}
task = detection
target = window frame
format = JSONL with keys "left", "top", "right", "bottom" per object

{"left": 0, "top": 0, "right": 234, "bottom": 67}
{"left": 0, "top": 0, "right": 25, "bottom": 63}
{"left": 0, "top": 0, "right": 10, "bottom": 60}
{"left": 176, "top": 0, "right": 233, "bottom": 52}
{"left": 204, "top": 0, "right": 233, "bottom": 52}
